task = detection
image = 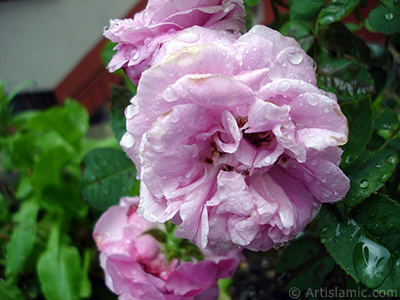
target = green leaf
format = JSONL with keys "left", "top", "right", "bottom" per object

{"left": 27, "top": 100, "right": 89, "bottom": 151}
{"left": 6, "top": 200, "right": 39, "bottom": 276}
{"left": 31, "top": 146, "right": 73, "bottom": 195}
{"left": 143, "top": 228, "right": 168, "bottom": 243}
{"left": 10, "top": 132, "right": 37, "bottom": 169}
{"left": 0, "top": 280, "right": 26, "bottom": 300}
{"left": 37, "top": 222, "right": 83, "bottom": 300}
{"left": 318, "top": 194, "right": 400, "bottom": 291}
{"left": 276, "top": 235, "right": 336, "bottom": 292}
{"left": 110, "top": 86, "right": 135, "bottom": 142}
{"left": 81, "top": 148, "right": 136, "bottom": 211}
{"left": 319, "top": 195, "right": 400, "bottom": 291}
{"left": 340, "top": 95, "right": 373, "bottom": 168}
{"left": 368, "top": 6, "right": 400, "bottom": 34}
{"left": 317, "top": 58, "right": 374, "bottom": 102}
{"left": 317, "top": 22, "right": 371, "bottom": 59}
{"left": 289, "top": 0, "right": 324, "bottom": 22}
{"left": 374, "top": 108, "right": 399, "bottom": 130}
{"left": 244, "top": 0, "right": 260, "bottom": 7}
{"left": 318, "top": 0, "right": 361, "bottom": 25}
{"left": 280, "top": 21, "right": 315, "bottom": 51}
{"left": 343, "top": 149, "right": 399, "bottom": 208}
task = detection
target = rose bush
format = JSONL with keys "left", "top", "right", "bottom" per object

{"left": 93, "top": 196, "right": 243, "bottom": 300}
{"left": 119, "top": 25, "right": 350, "bottom": 252}
{"left": 104, "top": 0, "right": 246, "bottom": 84}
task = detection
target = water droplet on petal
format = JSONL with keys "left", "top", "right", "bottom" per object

{"left": 144, "top": 37, "right": 153, "bottom": 47}
{"left": 244, "top": 49, "right": 250, "bottom": 54}
{"left": 252, "top": 46, "right": 258, "bottom": 52}
{"left": 163, "top": 87, "right": 179, "bottom": 102}
{"left": 170, "top": 109, "right": 181, "bottom": 123}
{"left": 307, "top": 94, "right": 319, "bottom": 106}
{"left": 281, "top": 60, "right": 287, "bottom": 67}
{"left": 177, "top": 32, "right": 200, "bottom": 43}
{"left": 120, "top": 132, "right": 135, "bottom": 148}
{"left": 288, "top": 52, "right": 304, "bottom": 65}
{"left": 132, "top": 49, "right": 140, "bottom": 61}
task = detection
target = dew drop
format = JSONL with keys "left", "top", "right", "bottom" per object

{"left": 244, "top": 49, "right": 250, "bottom": 54}
{"left": 359, "top": 180, "right": 369, "bottom": 188}
{"left": 385, "top": 12, "right": 394, "bottom": 21}
{"left": 144, "top": 37, "right": 153, "bottom": 47}
{"left": 278, "top": 80, "right": 291, "bottom": 92}
{"left": 170, "top": 109, "right": 181, "bottom": 123}
{"left": 281, "top": 60, "right": 287, "bottom": 67}
{"left": 132, "top": 49, "right": 140, "bottom": 61}
{"left": 163, "top": 87, "right": 179, "bottom": 102}
{"left": 353, "top": 237, "right": 394, "bottom": 289}
{"left": 307, "top": 94, "right": 319, "bottom": 106}
{"left": 120, "top": 132, "right": 135, "bottom": 148}
{"left": 288, "top": 52, "right": 304, "bottom": 65}
{"left": 252, "top": 46, "right": 258, "bottom": 52}
{"left": 177, "top": 32, "right": 200, "bottom": 43}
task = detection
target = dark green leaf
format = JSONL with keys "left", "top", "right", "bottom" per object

{"left": 389, "top": 137, "right": 400, "bottom": 150}
{"left": 289, "top": 0, "right": 324, "bottom": 22}
{"left": 143, "top": 228, "right": 167, "bottom": 243}
{"left": 280, "top": 21, "right": 315, "bottom": 51}
{"left": 81, "top": 148, "right": 136, "bottom": 211}
{"left": 37, "top": 224, "right": 83, "bottom": 300}
{"left": 317, "top": 22, "right": 371, "bottom": 59}
{"left": 0, "top": 280, "right": 26, "bottom": 300}
{"left": 368, "top": 6, "right": 400, "bottom": 34}
{"left": 343, "top": 149, "right": 399, "bottom": 208}
{"left": 340, "top": 95, "right": 373, "bottom": 168}
{"left": 319, "top": 197, "right": 400, "bottom": 291}
{"left": 317, "top": 58, "right": 374, "bottom": 102}
{"left": 5, "top": 200, "right": 39, "bottom": 276}
{"left": 276, "top": 235, "right": 335, "bottom": 292}
{"left": 318, "top": 0, "right": 361, "bottom": 25}
{"left": 374, "top": 108, "right": 399, "bottom": 130}
{"left": 110, "top": 86, "right": 135, "bottom": 142}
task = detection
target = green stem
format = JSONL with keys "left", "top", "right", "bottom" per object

{"left": 377, "top": 128, "right": 400, "bottom": 152}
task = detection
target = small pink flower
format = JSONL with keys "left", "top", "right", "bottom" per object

{"left": 104, "top": 0, "right": 246, "bottom": 84}
{"left": 120, "top": 25, "right": 350, "bottom": 252}
{"left": 93, "top": 197, "right": 243, "bottom": 300}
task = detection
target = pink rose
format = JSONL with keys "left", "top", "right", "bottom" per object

{"left": 120, "top": 25, "right": 350, "bottom": 252}
{"left": 93, "top": 197, "right": 243, "bottom": 300}
{"left": 104, "top": 0, "right": 246, "bottom": 84}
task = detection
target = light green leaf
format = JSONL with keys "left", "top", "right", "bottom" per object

{"left": 6, "top": 200, "right": 39, "bottom": 276}
{"left": 27, "top": 100, "right": 89, "bottom": 151}
{"left": 0, "top": 280, "right": 26, "bottom": 300}
{"left": 81, "top": 148, "right": 136, "bottom": 211}
{"left": 37, "top": 223, "right": 83, "bottom": 300}
{"left": 340, "top": 95, "right": 373, "bottom": 169}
